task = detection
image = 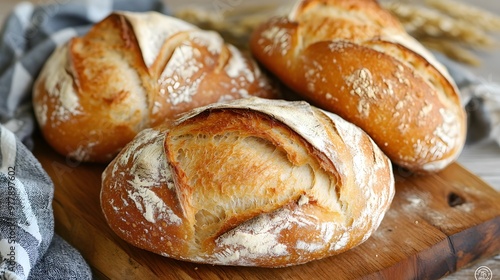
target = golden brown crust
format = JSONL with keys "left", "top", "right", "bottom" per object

{"left": 250, "top": 0, "right": 466, "bottom": 173}
{"left": 101, "top": 97, "right": 395, "bottom": 267}
{"left": 33, "top": 11, "right": 279, "bottom": 163}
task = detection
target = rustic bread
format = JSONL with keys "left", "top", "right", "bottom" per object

{"left": 100, "top": 97, "right": 395, "bottom": 267}
{"left": 33, "top": 11, "right": 279, "bottom": 163}
{"left": 250, "top": 0, "right": 467, "bottom": 173}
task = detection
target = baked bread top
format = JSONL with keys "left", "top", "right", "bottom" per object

{"left": 101, "top": 97, "right": 395, "bottom": 267}
{"left": 250, "top": 0, "right": 467, "bottom": 172}
{"left": 33, "top": 11, "right": 279, "bottom": 163}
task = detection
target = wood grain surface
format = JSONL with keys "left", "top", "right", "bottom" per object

{"left": 1, "top": 0, "right": 500, "bottom": 278}
{"left": 32, "top": 134, "right": 500, "bottom": 280}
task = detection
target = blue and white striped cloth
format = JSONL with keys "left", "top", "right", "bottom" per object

{"left": 0, "top": 0, "right": 168, "bottom": 279}
{"left": 0, "top": 125, "right": 82, "bottom": 280}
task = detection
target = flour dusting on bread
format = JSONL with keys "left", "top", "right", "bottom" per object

{"left": 250, "top": 0, "right": 466, "bottom": 173}
{"left": 120, "top": 11, "right": 195, "bottom": 68}
{"left": 38, "top": 45, "right": 81, "bottom": 126}
{"left": 101, "top": 97, "right": 395, "bottom": 267}
{"left": 33, "top": 11, "right": 279, "bottom": 163}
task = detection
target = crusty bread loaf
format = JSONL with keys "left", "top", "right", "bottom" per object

{"left": 100, "top": 97, "right": 395, "bottom": 267}
{"left": 33, "top": 11, "right": 279, "bottom": 163}
{"left": 250, "top": 0, "right": 467, "bottom": 173}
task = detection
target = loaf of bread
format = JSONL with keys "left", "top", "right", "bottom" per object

{"left": 250, "top": 0, "right": 466, "bottom": 173}
{"left": 101, "top": 97, "right": 395, "bottom": 267}
{"left": 33, "top": 11, "right": 279, "bottom": 163}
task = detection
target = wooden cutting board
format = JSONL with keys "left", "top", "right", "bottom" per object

{"left": 32, "top": 135, "right": 500, "bottom": 280}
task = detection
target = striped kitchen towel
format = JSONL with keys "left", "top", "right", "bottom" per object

{"left": 0, "top": 1, "right": 168, "bottom": 279}
{"left": 0, "top": 124, "right": 92, "bottom": 280}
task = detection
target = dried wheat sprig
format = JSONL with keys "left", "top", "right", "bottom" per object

{"left": 222, "top": 3, "right": 287, "bottom": 20}
{"left": 425, "top": 0, "right": 500, "bottom": 32}
{"left": 174, "top": 5, "right": 284, "bottom": 49}
{"left": 176, "top": 2, "right": 498, "bottom": 66}
{"left": 173, "top": 8, "right": 226, "bottom": 31}
{"left": 419, "top": 38, "right": 482, "bottom": 66}
{"left": 383, "top": 2, "right": 496, "bottom": 49}
{"left": 174, "top": 4, "right": 285, "bottom": 31}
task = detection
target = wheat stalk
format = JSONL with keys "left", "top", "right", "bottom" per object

{"left": 383, "top": 1, "right": 500, "bottom": 65}
{"left": 383, "top": 2, "right": 496, "bottom": 48}
{"left": 425, "top": 0, "right": 500, "bottom": 32}
{"left": 419, "top": 38, "right": 482, "bottom": 66}
{"left": 176, "top": 1, "right": 500, "bottom": 66}
{"left": 174, "top": 6, "right": 281, "bottom": 49}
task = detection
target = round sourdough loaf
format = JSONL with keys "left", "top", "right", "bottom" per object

{"left": 100, "top": 97, "right": 395, "bottom": 267}
{"left": 33, "top": 11, "right": 279, "bottom": 163}
{"left": 250, "top": 0, "right": 467, "bottom": 173}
